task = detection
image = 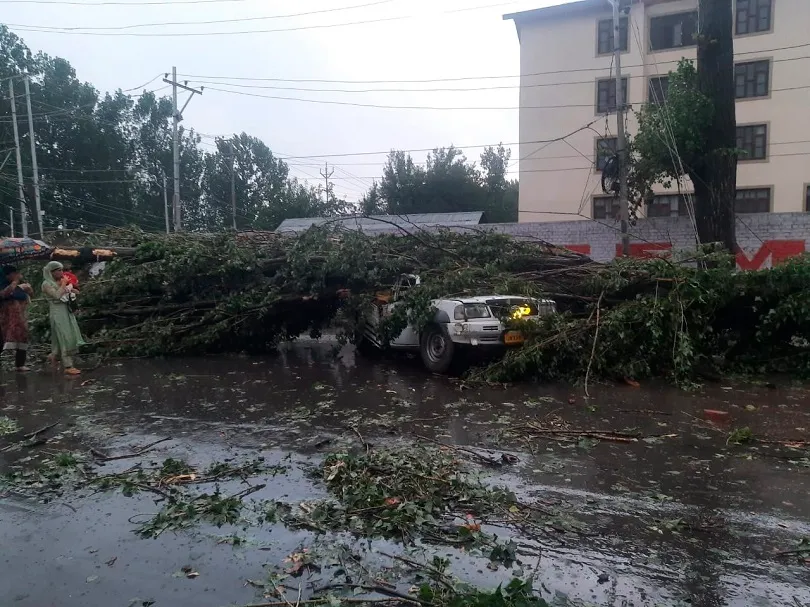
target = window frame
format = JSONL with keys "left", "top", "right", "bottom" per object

{"left": 592, "top": 195, "right": 620, "bottom": 220}
{"left": 648, "top": 76, "right": 670, "bottom": 105}
{"left": 735, "top": 186, "right": 772, "bottom": 214}
{"left": 647, "top": 193, "right": 684, "bottom": 218}
{"left": 734, "top": 0, "right": 774, "bottom": 37}
{"left": 736, "top": 123, "right": 769, "bottom": 162}
{"left": 596, "top": 16, "right": 629, "bottom": 55}
{"left": 594, "top": 136, "right": 618, "bottom": 172}
{"left": 595, "top": 77, "right": 629, "bottom": 114}
{"left": 649, "top": 10, "right": 698, "bottom": 52}
{"left": 734, "top": 59, "right": 771, "bottom": 100}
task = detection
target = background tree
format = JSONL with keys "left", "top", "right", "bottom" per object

{"left": 367, "top": 145, "right": 517, "bottom": 222}
{"left": 0, "top": 25, "right": 341, "bottom": 234}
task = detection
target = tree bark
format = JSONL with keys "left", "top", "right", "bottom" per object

{"left": 691, "top": 0, "right": 737, "bottom": 252}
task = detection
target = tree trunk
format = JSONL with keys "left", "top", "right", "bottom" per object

{"left": 692, "top": 0, "right": 737, "bottom": 252}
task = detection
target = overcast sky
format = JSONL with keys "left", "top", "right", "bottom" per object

{"left": 5, "top": 0, "right": 572, "bottom": 202}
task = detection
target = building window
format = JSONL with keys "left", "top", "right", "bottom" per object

{"left": 806, "top": 185, "right": 810, "bottom": 212}
{"left": 596, "top": 78, "right": 628, "bottom": 113}
{"left": 648, "top": 76, "right": 669, "bottom": 105}
{"left": 735, "top": 60, "right": 770, "bottom": 99}
{"left": 650, "top": 11, "right": 698, "bottom": 51}
{"left": 735, "top": 187, "right": 771, "bottom": 213}
{"left": 593, "top": 196, "right": 620, "bottom": 220}
{"left": 736, "top": 124, "right": 768, "bottom": 160}
{"left": 648, "top": 194, "right": 683, "bottom": 217}
{"left": 597, "top": 17, "right": 628, "bottom": 54}
{"left": 595, "top": 137, "right": 618, "bottom": 171}
{"left": 735, "top": 0, "right": 772, "bottom": 35}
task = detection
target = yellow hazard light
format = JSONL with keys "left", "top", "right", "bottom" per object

{"left": 511, "top": 305, "right": 532, "bottom": 319}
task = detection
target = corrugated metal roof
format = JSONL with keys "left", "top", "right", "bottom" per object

{"left": 275, "top": 212, "right": 484, "bottom": 234}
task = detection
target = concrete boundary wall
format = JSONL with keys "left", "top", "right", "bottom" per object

{"left": 477, "top": 214, "right": 810, "bottom": 269}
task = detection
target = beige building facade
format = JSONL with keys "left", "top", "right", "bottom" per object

{"left": 504, "top": 0, "right": 810, "bottom": 223}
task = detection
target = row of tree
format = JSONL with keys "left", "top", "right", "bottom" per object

{"left": 0, "top": 26, "right": 517, "bottom": 235}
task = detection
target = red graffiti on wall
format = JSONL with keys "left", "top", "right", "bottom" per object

{"left": 735, "top": 240, "right": 806, "bottom": 270}
{"left": 560, "top": 239, "right": 805, "bottom": 270}
{"left": 563, "top": 244, "right": 592, "bottom": 255}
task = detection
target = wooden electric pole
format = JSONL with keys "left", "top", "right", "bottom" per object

{"left": 610, "top": 0, "right": 630, "bottom": 256}
{"left": 8, "top": 78, "right": 28, "bottom": 237}
{"left": 320, "top": 162, "right": 334, "bottom": 206}
{"left": 23, "top": 74, "right": 43, "bottom": 237}
{"left": 163, "top": 67, "right": 202, "bottom": 232}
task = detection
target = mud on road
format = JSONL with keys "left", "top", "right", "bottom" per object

{"left": 1, "top": 342, "right": 809, "bottom": 607}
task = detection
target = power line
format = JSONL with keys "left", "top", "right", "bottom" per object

{"left": 202, "top": 85, "right": 630, "bottom": 111}
{"left": 2, "top": 2, "right": 553, "bottom": 37}
{"left": 184, "top": 59, "right": 810, "bottom": 94}
{"left": 177, "top": 50, "right": 810, "bottom": 85}
{"left": 7, "top": 0, "right": 396, "bottom": 31}
{"left": 122, "top": 73, "right": 164, "bottom": 92}
{"left": 0, "top": 181, "right": 165, "bottom": 230}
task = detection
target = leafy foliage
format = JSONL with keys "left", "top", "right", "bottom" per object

{"left": 39, "top": 226, "right": 810, "bottom": 383}
{"left": 478, "top": 253, "right": 810, "bottom": 383}
{"left": 362, "top": 145, "right": 519, "bottom": 223}
{"left": 302, "top": 445, "right": 516, "bottom": 540}
{"left": 0, "top": 416, "right": 20, "bottom": 436}
{"left": 53, "top": 227, "right": 586, "bottom": 358}
{"left": 419, "top": 578, "right": 549, "bottom": 607}
{"left": 628, "top": 60, "right": 713, "bottom": 211}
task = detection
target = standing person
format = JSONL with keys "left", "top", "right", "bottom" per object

{"left": 42, "top": 261, "right": 85, "bottom": 376}
{"left": 0, "top": 266, "right": 33, "bottom": 372}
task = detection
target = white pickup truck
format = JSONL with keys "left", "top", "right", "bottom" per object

{"left": 357, "top": 274, "right": 556, "bottom": 373}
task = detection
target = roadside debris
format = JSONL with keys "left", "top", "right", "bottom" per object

{"left": 0, "top": 417, "right": 20, "bottom": 436}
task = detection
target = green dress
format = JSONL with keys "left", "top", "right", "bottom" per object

{"left": 42, "top": 262, "right": 85, "bottom": 362}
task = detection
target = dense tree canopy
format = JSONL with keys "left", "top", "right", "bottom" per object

{"left": 0, "top": 26, "right": 518, "bottom": 235}
{"left": 361, "top": 145, "right": 518, "bottom": 223}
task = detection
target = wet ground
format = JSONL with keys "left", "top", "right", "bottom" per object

{"left": 1, "top": 342, "right": 809, "bottom": 607}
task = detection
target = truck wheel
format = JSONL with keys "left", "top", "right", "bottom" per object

{"left": 420, "top": 324, "right": 455, "bottom": 374}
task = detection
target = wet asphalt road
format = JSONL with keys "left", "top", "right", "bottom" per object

{"left": 1, "top": 342, "right": 809, "bottom": 607}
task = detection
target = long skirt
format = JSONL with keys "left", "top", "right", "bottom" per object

{"left": 0, "top": 300, "right": 29, "bottom": 351}
{"left": 49, "top": 302, "right": 85, "bottom": 364}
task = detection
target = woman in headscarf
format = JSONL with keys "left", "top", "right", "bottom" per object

{"left": 42, "top": 261, "right": 85, "bottom": 375}
{"left": 0, "top": 265, "right": 33, "bottom": 371}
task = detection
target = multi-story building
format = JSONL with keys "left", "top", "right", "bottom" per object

{"left": 504, "top": 0, "right": 810, "bottom": 223}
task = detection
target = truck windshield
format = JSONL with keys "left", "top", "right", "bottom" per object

{"left": 486, "top": 298, "right": 539, "bottom": 318}
{"left": 463, "top": 304, "right": 491, "bottom": 319}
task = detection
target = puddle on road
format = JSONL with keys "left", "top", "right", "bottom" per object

{"left": 1, "top": 342, "right": 809, "bottom": 607}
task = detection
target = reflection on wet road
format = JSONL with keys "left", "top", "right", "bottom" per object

{"left": 1, "top": 341, "right": 809, "bottom": 607}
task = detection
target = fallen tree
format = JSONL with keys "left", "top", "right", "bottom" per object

{"left": 33, "top": 226, "right": 810, "bottom": 383}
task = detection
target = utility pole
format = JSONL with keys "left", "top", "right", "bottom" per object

{"left": 229, "top": 140, "right": 237, "bottom": 231}
{"left": 163, "top": 67, "right": 202, "bottom": 232}
{"left": 23, "top": 74, "right": 43, "bottom": 237}
{"left": 610, "top": 0, "right": 630, "bottom": 256}
{"left": 8, "top": 78, "right": 28, "bottom": 237}
{"left": 162, "top": 173, "right": 170, "bottom": 234}
{"left": 8, "top": 208, "right": 13, "bottom": 237}
{"left": 319, "top": 162, "right": 334, "bottom": 206}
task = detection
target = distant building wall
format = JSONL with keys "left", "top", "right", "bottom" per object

{"left": 506, "top": 0, "right": 810, "bottom": 222}
{"left": 480, "top": 212, "right": 810, "bottom": 269}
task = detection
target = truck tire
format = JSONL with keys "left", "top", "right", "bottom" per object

{"left": 419, "top": 324, "right": 455, "bottom": 374}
